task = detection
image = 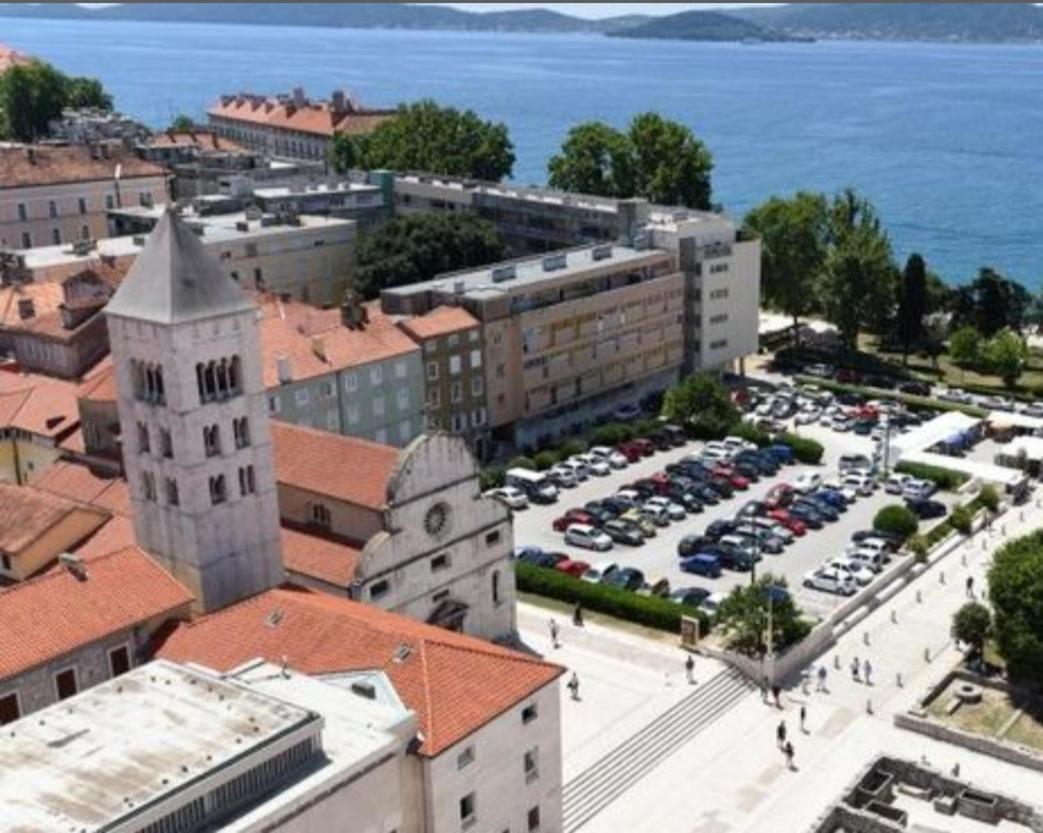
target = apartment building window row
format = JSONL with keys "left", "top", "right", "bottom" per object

{"left": 709, "top": 313, "right": 729, "bottom": 325}
{"left": 710, "top": 263, "right": 729, "bottom": 274}
{"left": 209, "top": 474, "right": 227, "bottom": 506}
{"left": 709, "top": 288, "right": 730, "bottom": 300}
{"left": 709, "top": 338, "right": 729, "bottom": 350}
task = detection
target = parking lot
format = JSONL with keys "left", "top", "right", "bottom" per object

{"left": 512, "top": 418, "right": 958, "bottom": 621}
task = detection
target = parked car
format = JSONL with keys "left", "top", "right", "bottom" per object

{"left": 841, "top": 473, "right": 876, "bottom": 497}
{"left": 699, "top": 592, "right": 728, "bottom": 616}
{"left": 552, "top": 509, "right": 597, "bottom": 533}
{"left": 485, "top": 487, "right": 529, "bottom": 510}
{"left": 671, "top": 587, "right": 713, "bottom": 608}
{"left": 766, "top": 444, "right": 796, "bottom": 465}
{"left": 616, "top": 441, "right": 644, "bottom": 464}
{"left": 581, "top": 560, "right": 619, "bottom": 583}
{"left": 792, "top": 472, "right": 823, "bottom": 493}
{"left": 639, "top": 503, "right": 672, "bottom": 527}
{"left": 906, "top": 497, "right": 948, "bottom": 519}
{"left": 787, "top": 503, "right": 825, "bottom": 529}
{"left": 554, "top": 558, "right": 591, "bottom": 578}
{"left": 885, "top": 472, "right": 912, "bottom": 495}
{"left": 705, "top": 519, "right": 737, "bottom": 541}
{"left": 838, "top": 453, "right": 873, "bottom": 473}
{"left": 769, "top": 510, "right": 808, "bottom": 536}
{"left": 601, "top": 495, "right": 636, "bottom": 516}
{"left": 620, "top": 509, "right": 658, "bottom": 538}
{"left": 803, "top": 567, "right": 857, "bottom": 596}
{"left": 638, "top": 576, "right": 672, "bottom": 598}
{"left": 765, "top": 483, "right": 796, "bottom": 509}
{"left": 680, "top": 554, "right": 723, "bottom": 578}
{"left": 732, "top": 526, "right": 786, "bottom": 555}
{"left": 847, "top": 547, "right": 886, "bottom": 573}
{"left": 575, "top": 453, "right": 611, "bottom": 477}
{"left": 662, "top": 424, "right": 687, "bottom": 447}
{"left": 826, "top": 557, "right": 875, "bottom": 587}
{"left": 903, "top": 479, "right": 936, "bottom": 501}
{"left": 645, "top": 495, "right": 687, "bottom": 520}
{"left": 898, "top": 381, "right": 931, "bottom": 397}
{"left": 678, "top": 534, "right": 715, "bottom": 558}
{"left": 664, "top": 487, "right": 704, "bottom": 514}
{"left": 602, "top": 518, "right": 645, "bottom": 546}
{"left": 558, "top": 458, "right": 589, "bottom": 482}
{"left": 590, "top": 445, "right": 629, "bottom": 469}
{"left": 603, "top": 566, "right": 645, "bottom": 592}
{"left": 795, "top": 496, "right": 839, "bottom": 522}
{"left": 852, "top": 529, "right": 903, "bottom": 550}
{"left": 745, "top": 516, "right": 795, "bottom": 544}
{"left": 547, "top": 465, "right": 578, "bottom": 489}
{"left": 583, "top": 503, "right": 618, "bottom": 526}
{"left": 736, "top": 499, "right": 768, "bottom": 519}
{"left": 565, "top": 523, "right": 613, "bottom": 551}
{"left": 613, "top": 403, "right": 643, "bottom": 421}
{"left": 814, "top": 488, "right": 849, "bottom": 510}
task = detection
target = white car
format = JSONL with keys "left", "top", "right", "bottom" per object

{"left": 574, "top": 453, "right": 610, "bottom": 477}
{"left": 485, "top": 487, "right": 528, "bottom": 510}
{"left": 902, "top": 478, "right": 935, "bottom": 501}
{"left": 1021, "top": 403, "right": 1043, "bottom": 419}
{"left": 849, "top": 537, "right": 891, "bottom": 560}
{"left": 723, "top": 436, "right": 757, "bottom": 453}
{"left": 795, "top": 409, "right": 820, "bottom": 425}
{"left": 841, "top": 473, "right": 876, "bottom": 497}
{"left": 937, "top": 388, "right": 973, "bottom": 404}
{"left": 645, "top": 496, "right": 686, "bottom": 521}
{"left": 559, "top": 458, "right": 589, "bottom": 481}
{"left": 581, "top": 560, "right": 620, "bottom": 583}
{"left": 884, "top": 473, "right": 912, "bottom": 495}
{"left": 803, "top": 568, "right": 857, "bottom": 596}
{"left": 700, "top": 592, "right": 728, "bottom": 616}
{"left": 565, "top": 523, "right": 613, "bottom": 552}
{"left": 746, "top": 516, "right": 794, "bottom": 544}
{"left": 792, "top": 472, "right": 823, "bottom": 493}
{"left": 590, "top": 445, "right": 628, "bottom": 469}
{"left": 838, "top": 453, "right": 872, "bottom": 473}
{"left": 826, "top": 557, "right": 875, "bottom": 587}
{"left": 847, "top": 547, "right": 886, "bottom": 573}
{"left": 549, "top": 465, "right": 578, "bottom": 488}
{"left": 833, "top": 416, "right": 854, "bottom": 432}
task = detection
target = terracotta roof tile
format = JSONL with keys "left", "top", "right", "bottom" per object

{"left": 0, "top": 282, "right": 64, "bottom": 329}
{"left": 69, "top": 514, "right": 138, "bottom": 563}
{"left": 258, "top": 298, "right": 419, "bottom": 388}
{"left": 31, "top": 461, "right": 131, "bottom": 517}
{"left": 77, "top": 357, "right": 118, "bottom": 402}
{"left": 145, "top": 131, "right": 244, "bottom": 152}
{"left": 0, "top": 145, "right": 168, "bottom": 189}
{"left": 270, "top": 421, "right": 400, "bottom": 510}
{"left": 208, "top": 97, "right": 394, "bottom": 139}
{"left": 280, "top": 526, "right": 361, "bottom": 587}
{"left": 0, "top": 371, "right": 79, "bottom": 438}
{"left": 0, "top": 483, "right": 106, "bottom": 555}
{"left": 0, "top": 44, "right": 32, "bottom": 73}
{"left": 156, "top": 586, "right": 562, "bottom": 756}
{"left": 399, "top": 305, "right": 480, "bottom": 341}
{"left": 0, "top": 546, "right": 193, "bottom": 679}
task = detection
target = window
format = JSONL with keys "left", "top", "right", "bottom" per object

{"left": 451, "top": 382, "right": 463, "bottom": 404}
{"left": 496, "top": 364, "right": 505, "bottom": 380}
{"left": 51, "top": 228, "right": 61, "bottom": 245}
{"left": 48, "top": 200, "right": 58, "bottom": 219}
{"left": 233, "top": 417, "right": 250, "bottom": 449}
{"left": 1, "top": 554, "right": 10, "bottom": 571}
{"left": 347, "top": 403, "right": 360, "bottom": 424}
{"left": 427, "top": 388, "right": 440, "bottom": 407}
{"left": 460, "top": 793, "right": 476, "bottom": 828}
{"left": 448, "top": 333, "right": 460, "bottom": 348}
{"left": 492, "top": 570, "right": 501, "bottom": 605}
{"left": 137, "top": 422, "right": 150, "bottom": 454}
{"left": 398, "top": 420, "right": 411, "bottom": 442}
{"left": 472, "top": 408, "right": 486, "bottom": 428}
{"left": 449, "top": 355, "right": 462, "bottom": 376}
{"left": 372, "top": 395, "right": 385, "bottom": 417}
{"left": 311, "top": 502, "right": 331, "bottom": 529}
{"left": 326, "top": 410, "right": 339, "bottom": 430}
{"left": 142, "top": 471, "right": 157, "bottom": 502}
{"left": 17, "top": 203, "right": 27, "bottom": 222}
{"left": 427, "top": 361, "right": 439, "bottom": 381}
{"left": 238, "top": 465, "right": 256, "bottom": 496}
{"left": 470, "top": 349, "right": 482, "bottom": 369}
{"left": 0, "top": 692, "right": 20, "bottom": 725}
{"left": 457, "top": 746, "right": 475, "bottom": 769}
{"left": 469, "top": 329, "right": 479, "bottom": 343}
{"left": 81, "top": 224, "right": 90, "bottom": 241}
{"left": 527, "top": 806, "right": 541, "bottom": 832}
{"left": 269, "top": 395, "right": 281, "bottom": 414}
{"left": 375, "top": 428, "right": 388, "bottom": 444}
{"left": 486, "top": 530, "right": 501, "bottom": 547}
{"left": 524, "top": 748, "right": 539, "bottom": 781}
{"left": 108, "top": 645, "right": 131, "bottom": 677}
{"left": 209, "top": 474, "right": 227, "bottom": 505}
{"left": 55, "top": 668, "right": 78, "bottom": 701}
{"left": 451, "top": 413, "right": 465, "bottom": 433}
{"left": 78, "top": 197, "right": 87, "bottom": 215}
{"left": 203, "top": 424, "right": 221, "bottom": 457}
{"left": 105, "top": 194, "right": 114, "bottom": 210}
{"left": 396, "top": 388, "right": 410, "bottom": 410}
{"left": 431, "top": 553, "right": 450, "bottom": 572}
{"left": 165, "top": 477, "right": 179, "bottom": 506}
{"left": 522, "top": 703, "right": 538, "bottom": 724}
{"left": 370, "top": 579, "right": 389, "bottom": 600}
{"left": 20, "top": 232, "right": 31, "bottom": 249}
{"left": 394, "top": 361, "right": 407, "bottom": 379}
{"left": 343, "top": 373, "right": 358, "bottom": 392}
{"left": 709, "top": 338, "right": 729, "bottom": 350}
{"left": 471, "top": 376, "right": 484, "bottom": 396}
{"left": 370, "top": 366, "right": 383, "bottom": 386}
{"left": 295, "top": 389, "right": 310, "bottom": 407}
{"left": 160, "top": 428, "right": 173, "bottom": 458}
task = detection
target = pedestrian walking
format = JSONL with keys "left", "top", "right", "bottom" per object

{"left": 685, "top": 654, "right": 695, "bottom": 685}
{"left": 573, "top": 603, "right": 584, "bottom": 627}
{"left": 567, "top": 672, "right": 580, "bottom": 701}
{"left": 851, "top": 656, "right": 861, "bottom": 682}
{"left": 549, "top": 619, "right": 560, "bottom": 649}
{"left": 816, "top": 665, "right": 828, "bottom": 692}
{"left": 863, "top": 658, "right": 873, "bottom": 686}
{"left": 761, "top": 674, "right": 770, "bottom": 703}
{"left": 776, "top": 720, "right": 787, "bottom": 748}
{"left": 800, "top": 704, "right": 807, "bottom": 733}
{"left": 966, "top": 575, "right": 975, "bottom": 599}
{"left": 772, "top": 685, "right": 782, "bottom": 708}
{"left": 784, "top": 740, "right": 795, "bottom": 770}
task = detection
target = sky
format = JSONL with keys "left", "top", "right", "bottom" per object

{"left": 436, "top": 3, "right": 773, "bottom": 19}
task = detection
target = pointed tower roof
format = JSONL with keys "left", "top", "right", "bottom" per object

{"left": 105, "top": 208, "right": 255, "bottom": 324}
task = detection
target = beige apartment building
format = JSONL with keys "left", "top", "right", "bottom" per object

{"left": 384, "top": 244, "right": 685, "bottom": 449}
{"left": 0, "top": 145, "right": 168, "bottom": 250}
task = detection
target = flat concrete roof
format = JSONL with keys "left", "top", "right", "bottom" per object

{"left": 0, "top": 659, "right": 319, "bottom": 833}
{"left": 254, "top": 181, "right": 381, "bottom": 199}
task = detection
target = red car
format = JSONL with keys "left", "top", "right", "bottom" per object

{"left": 633, "top": 474, "right": 671, "bottom": 496}
{"left": 633, "top": 438, "right": 656, "bottom": 457}
{"left": 765, "top": 483, "right": 795, "bottom": 509}
{"left": 713, "top": 465, "right": 750, "bottom": 491}
{"left": 552, "top": 509, "right": 597, "bottom": 532}
{"left": 616, "top": 441, "right": 644, "bottom": 463}
{"left": 555, "top": 558, "right": 591, "bottom": 579}
{"left": 767, "top": 509, "right": 807, "bottom": 536}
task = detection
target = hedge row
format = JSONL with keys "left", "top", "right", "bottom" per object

{"left": 515, "top": 562, "right": 710, "bottom": 635}
{"left": 778, "top": 432, "right": 825, "bottom": 464}
{"left": 894, "top": 461, "right": 971, "bottom": 491}
{"left": 923, "top": 493, "right": 987, "bottom": 548}
{"left": 792, "top": 375, "right": 988, "bottom": 418}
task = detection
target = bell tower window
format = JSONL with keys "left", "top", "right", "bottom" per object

{"left": 209, "top": 474, "right": 227, "bottom": 505}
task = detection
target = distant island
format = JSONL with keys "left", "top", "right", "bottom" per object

{"left": 1, "top": 2, "right": 1042, "bottom": 45}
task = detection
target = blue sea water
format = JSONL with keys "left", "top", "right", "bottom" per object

{"left": 3, "top": 18, "right": 1042, "bottom": 287}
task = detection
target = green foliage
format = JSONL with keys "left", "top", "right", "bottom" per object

{"left": 662, "top": 373, "right": 738, "bottom": 439}
{"left": 742, "top": 192, "right": 830, "bottom": 342}
{"left": 894, "top": 461, "right": 970, "bottom": 491}
{"left": 983, "top": 328, "right": 1029, "bottom": 389}
{"left": 728, "top": 421, "right": 772, "bottom": 448}
{"left": 354, "top": 212, "right": 507, "bottom": 299}
{"left": 777, "top": 432, "right": 824, "bottom": 464}
{"left": 906, "top": 534, "right": 929, "bottom": 563}
{"left": 950, "top": 267, "right": 1032, "bottom": 338}
{"left": 873, "top": 504, "right": 919, "bottom": 539}
{"left": 949, "top": 325, "right": 982, "bottom": 368}
{"left": 589, "top": 422, "right": 635, "bottom": 446}
{"left": 949, "top": 505, "right": 974, "bottom": 535}
{"left": 715, "top": 575, "right": 811, "bottom": 657}
{"left": 328, "top": 131, "right": 359, "bottom": 174}
{"left": 533, "top": 450, "right": 559, "bottom": 471}
{"left": 479, "top": 466, "right": 504, "bottom": 491}
{"left": 897, "top": 253, "right": 929, "bottom": 361}
{"left": 548, "top": 112, "right": 714, "bottom": 209}
{"left": 988, "top": 530, "right": 1043, "bottom": 683}
{"left": 170, "top": 114, "right": 195, "bottom": 131}
{"left": 515, "top": 562, "right": 709, "bottom": 635}
{"left": 507, "top": 456, "right": 535, "bottom": 471}
{"left": 351, "top": 99, "right": 514, "bottom": 180}
{"left": 979, "top": 484, "right": 1001, "bottom": 513}
{"left": 0, "top": 60, "right": 112, "bottom": 141}
{"left": 558, "top": 439, "right": 588, "bottom": 458}
{"left": 952, "top": 602, "right": 992, "bottom": 658}
{"left": 791, "top": 375, "right": 988, "bottom": 418}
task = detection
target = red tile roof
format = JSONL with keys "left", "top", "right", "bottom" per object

{"left": 157, "top": 586, "right": 562, "bottom": 756}
{"left": 31, "top": 461, "right": 132, "bottom": 517}
{"left": 77, "top": 357, "right": 118, "bottom": 403}
{"left": 0, "top": 44, "right": 32, "bottom": 74}
{"left": 399, "top": 305, "right": 479, "bottom": 342}
{"left": 0, "top": 282, "right": 64, "bottom": 329}
{"left": 281, "top": 526, "right": 361, "bottom": 587}
{"left": 0, "top": 371, "right": 79, "bottom": 438}
{"left": 0, "top": 483, "right": 107, "bottom": 555}
{"left": 0, "top": 145, "right": 168, "bottom": 189}
{"left": 0, "top": 546, "right": 192, "bottom": 679}
{"left": 270, "top": 421, "right": 400, "bottom": 511}
{"left": 70, "top": 514, "right": 137, "bottom": 563}
{"left": 258, "top": 297, "right": 419, "bottom": 388}
{"left": 145, "top": 131, "right": 244, "bottom": 152}
{"left": 208, "top": 95, "right": 394, "bottom": 139}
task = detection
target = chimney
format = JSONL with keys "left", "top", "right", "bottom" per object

{"left": 311, "top": 336, "right": 327, "bottom": 362}
{"left": 340, "top": 292, "right": 365, "bottom": 329}
{"left": 292, "top": 86, "right": 306, "bottom": 107}
{"left": 59, "top": 552, "right": 88, "bottom": 581}
{"left": 17, "top": 297, "right": 35, "bottom": 320}
{"left": 276, "top": 355, "right": 292, "bottom": 384}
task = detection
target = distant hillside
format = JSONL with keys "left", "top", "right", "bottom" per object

{"left": 607, "top": 10, "right": 796, "bottom": 43}
{"left": 733, "top": 3, "right": 1043, "bottom": 43}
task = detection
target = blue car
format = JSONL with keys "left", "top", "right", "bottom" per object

{"left": 815, "top": 489, "right": 848, "bottom": 511}
{"left": 680, "top": 554, "right": 723, "bottom": 578}
{"left": 766, "top": 444, "right": 796, "bottom": 465}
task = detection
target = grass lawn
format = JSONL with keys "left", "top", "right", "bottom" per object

{"left": 1006, "top": 711, "right": 1043, "bottom": 751}
{"left": 924, "top": 676, "right": 1043, "bottom": 754}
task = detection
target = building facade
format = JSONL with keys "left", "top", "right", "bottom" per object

{"left": 0, "top": 144, "right": 168, "bottom": 250}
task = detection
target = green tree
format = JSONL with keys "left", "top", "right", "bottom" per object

{"left": 949, "top": 325, "right": 981, "bottom": 369}
{"left": 169, "top": 113, "right": 196, "bottom": 131}
{"left": 952, "top": 602, "right": 992, "bottom": 660}
{"left": 354, "top": 212, "right": 507, "bottom": 299}
{"left": 328, "top": 132, "right": 360, "bottom": 174}
{"left": 988, "top": 530, "right": 1043, "bottom": 683}
{"left": 978, "top": 484, "right": 1000, "bottom": 513}
{"left": 355, "top": 99, "right": 514, "bottom": 181}
{"left": 715, "top": 575, "right": 809, "bottom": 657}
{"left": 547, "top": 112, "right": 714, "bottom": 209}
{"left": 742, "top": 192, "right": 830, "bottom": 345}
{"left": 872, "top": 504, "right": 919, "bottom": 539}
{"left": 983, "top": 327, "right": 1029, "bottom": 389}
{"left": 64, "top": 75, "right": 113, "bottom": 110}
{"left": 897, "top": 253, "right": 929, "bottom": 364}
{"left": 906, "top": 534, "right": 929, "bottom": 563}
{"left": 662, "top": 373, "right": 738, "bottom": 439}
{"left": 950, "top": 268, "right": 1032, "bottom": 337}
{"left": 820, "top": 189, "right": 895, "bottom": 349}
{"left": 0, "top": 60, "right": 113, "bottom": 141}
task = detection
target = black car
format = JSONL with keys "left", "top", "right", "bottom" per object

{"left": 584, "top": 502, "right": 618, "bottom": 525}
{"left": 795, "top": 497, "right": 838, "bottom": 522}
{"left": 667, "top": 488, "right": 704, "bottom": 513}
{"left": 603, "top": 567, "right": 645, "bottom": 592}
{"left": 732, "top": 461, "right": 761, "bottom": 483}
{"left": 898, "top": 380, "right": 931, "bottom": 397}
{"left": 707, "top": 477, "right": 735, "bottom": 498}
{"left": 836, "top": 391, "right": 867, "bottom": 406}
{"left": 671, "top": 587, "right": 712, "bottom": 608}
{"left": 705, "top": 519, "right": 737, "bottom": 541}
{"left": 601, "top": 495, "right": 636, "bottom": 516}
{"left": 603, "top": 519, "right": 645, "bottom": 546}
{"left": 662, "top": 424, "right": 688, "bottom": 447}
{"left": 678, "top": 534, "right": 714, "bottom": 558}
{"left": 691, "top": 483, "right": 721, "bottom": 506}
{"left": 907, "top": 498, "right": 947, "bottom": 519}
{"left": 648, "top": 430, "right": 674, "bottom": 452}
{"left": 787, "top": 504, "right": 825, "bottom": 529}
{"left": 716, "top": 542, "right": 756, "bottom": 571}
{"left": 736, "top": 500, "right": 767, "bottom": 519}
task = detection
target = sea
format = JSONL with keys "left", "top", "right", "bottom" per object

{"left": 3, "top": 18, "right": 1042, "bottom": 287}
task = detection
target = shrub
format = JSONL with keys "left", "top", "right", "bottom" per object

{"left": 894, "top": 461, "right": 970, "bottom": 492}
{"left": 979, "top": 484, "right": 1001, "bottom": 513}
{"left": 590, "top": 422, "right": 633, "bottom": 446}
{"left": 479, "top": 466, "right": 504, "bottom": 491}
{"left": 906, "top": 534, "right": 929, "bottom": 563}
{"left": 633, "top": 417, "right": 662, "bottom": 438}
{"left": 507, "top": 456, "right": 536, "bottom": 471}
{"left": 989, "top": 530, "right": 1043, "bottom": 682}
{"left": 533, "top": 451, "right": 559, "bottom": 471}
{"left": 558, "top": 439, "right": 587, "bottom": 458}
{"left": 728, "top": 421, "right": 772, "bottom": 447}
{"left": 515, "top": 562, "right": 709, "bottom": 635}
{"left": 949, "top": 504, "right": 974, "bottom": 535}
{"left": 873, "top": 504, "right": 919, "bottom": 539}
{"left": 778, "top": 432, "right": 824, "bottom": 464}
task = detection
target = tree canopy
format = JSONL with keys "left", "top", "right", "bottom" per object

{"left": 548, "top": 112, "right": 714, "bottom": 209}
{"left": 715, "top": 575, "right": 810, "bottom": 657}
{"left": 661, "top": 373, "right": 738, "bottom": 439}
{"left": 983, "top": 328, "right": 1029, "bottom": 389}
{"left": 948, "top": 325, "right": 981, "bottom": 368}
{"left": 896, "top": 253, "right": 929, "bottom": 362}
{"left": 353, "top": 212, "right": 507, "bottom": 300}
{"left": 952, "top": 602, "right": 991, "bottom": 660}
{"left": 949, "top": 267, "right": 1032, "bottom": 337}
{"left": 988, "top": 530, "right": 1043, "bottom": 683}
{"left": 332, "top": 99, "right": 514, "bottom": 181}
{"left": 0, "top": 60, "right": 112, "bottom": 141}
{"left": 169, "top": 113, "right": 196, "bottom": 131}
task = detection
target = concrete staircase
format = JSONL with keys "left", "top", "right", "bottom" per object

{"left": 561, "top": 667, "right": 753, "bottom": 833}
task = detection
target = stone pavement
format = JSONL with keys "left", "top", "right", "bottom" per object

{"left": 520, "top": 501, "right": 1043, "bottom": 833}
